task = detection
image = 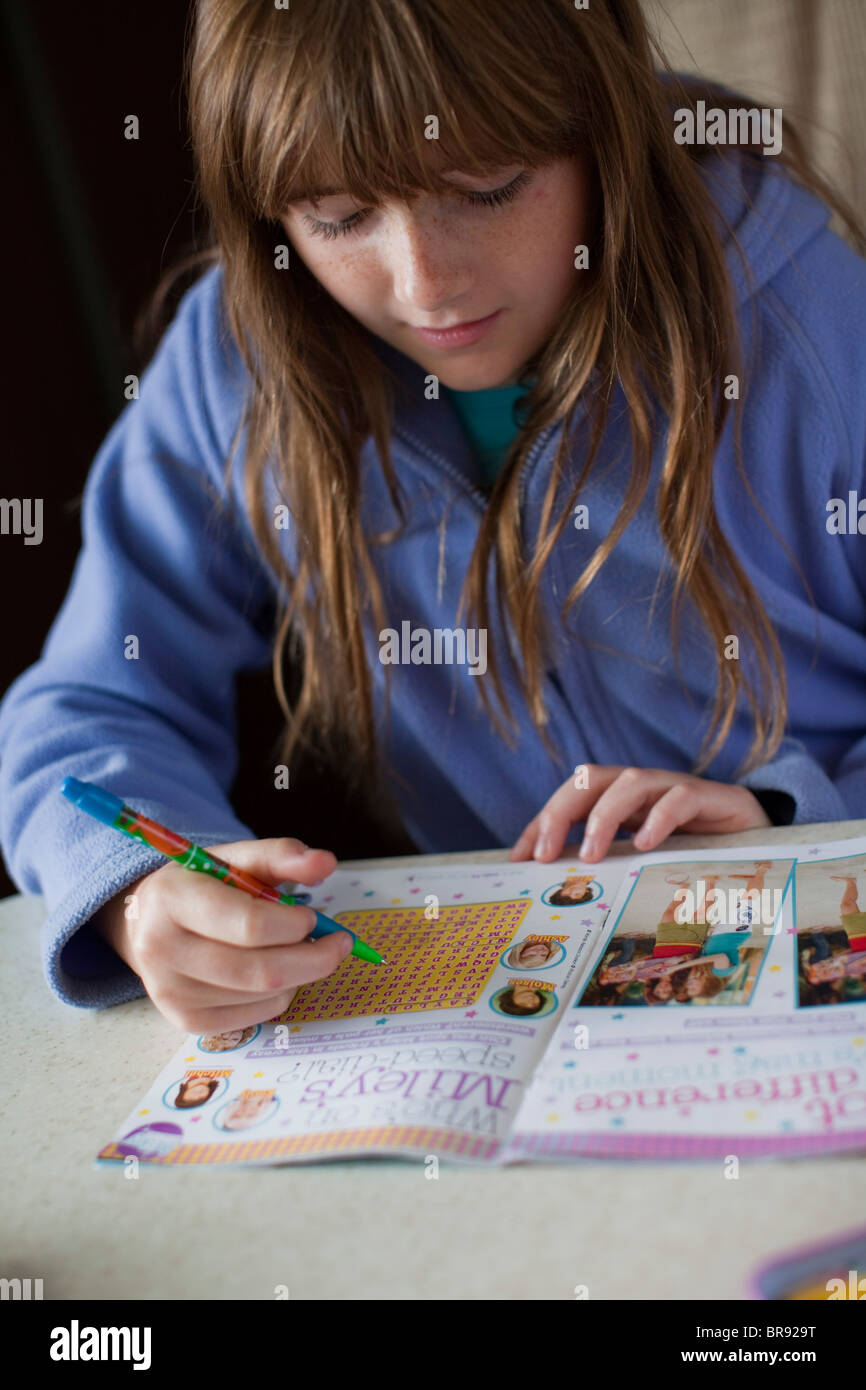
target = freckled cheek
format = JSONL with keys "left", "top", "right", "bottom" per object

{"left": 305, "top": 248, "right": 385, "bottom": 312}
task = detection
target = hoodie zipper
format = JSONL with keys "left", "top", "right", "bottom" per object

{"left": 392, "top": 420, "right": 557, "bottom": 519}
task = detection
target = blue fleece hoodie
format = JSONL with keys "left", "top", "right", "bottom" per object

{"left": 1, "top": 148, "right": 865, "bottom": 1008}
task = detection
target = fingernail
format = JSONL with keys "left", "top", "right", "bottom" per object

{"left": 534, "top": 833, "right": 551, "bottom": 860}
{"left": 633, "top": 830, "right": 650, "bottom": 849}
{"left": 579, "top": 835, "right": 596, "bottom": 859}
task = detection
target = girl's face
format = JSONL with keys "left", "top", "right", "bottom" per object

{"left": 519, "top": 942, "right": 552, "bottom": 967}
{"left": 183, "top": 1081, "right": 211, "bottom": 1103}
{"left": 686, "top": 968, "right": 706, "bottom": 998}
{"left": 281, "top": 155, "right": 593, "bottom": 389}
{"left": 511, "top": 985, "right": 542, "bottom": 1009}
{"left": 654, "top": 977, "right": 673, "bottom": 1002}
{"left": 560, "top": 875, "right": 593, "bottom": 901}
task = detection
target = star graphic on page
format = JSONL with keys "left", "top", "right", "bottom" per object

{"left": 464, "top": 1010, "right": 477, "bottom": 1018}
{"left": 375, "top": 1017, "right": 389, "bottom": 1025}
{"left": 808, "top": 848, "right": 819, "bottom": 855}
{"left": 773, "top": 991, "right": 785, "bottom": 998}
{"left": 629, "top": 870, "right": 639, "bottom": 877}
{"left": 581, "top": 918, "right": 593, "bottom": 927}
{"left": 786, "top": 927, "right": 797, "bottom": 935}
{"left": 185, "top": 1056, "right": 196, "bottom": 1063}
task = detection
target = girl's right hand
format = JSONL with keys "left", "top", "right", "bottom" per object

{"left": 90, "top": 837, "right": 351, "bottom": 1032}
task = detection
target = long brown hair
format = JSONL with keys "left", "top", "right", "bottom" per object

{"left": 142, "top": 0, "right": 864, "bottom": 802}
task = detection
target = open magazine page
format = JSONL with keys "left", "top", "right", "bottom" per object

{"left": 506, "top": 835, "right": 866, "bottom": 1160}
{"left": 96, "top": 853, "right": 629, "bottom": 1168}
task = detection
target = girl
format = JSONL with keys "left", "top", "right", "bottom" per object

{"left": 603, "top": 875, "right": 723, "bottom": 973}
{"left": 0, "top": 0, "right": 864, "bottom": 1034}
{"left": 547, "top": 873, "right": 596, "bottom": 906}
{"left": 669, "top": 962, "right": 728, "bottom": 1005}
{"left": 173, "top": 1076, "right": 220, "bottom": 1109}
{"left": 507, "top": 939, "right": 560, "bottom": 969}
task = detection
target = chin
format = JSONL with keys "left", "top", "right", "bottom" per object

{"left": 443, "top": 362, "right": 521, "bottom": 391}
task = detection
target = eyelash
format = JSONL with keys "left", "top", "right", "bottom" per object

{"left": 302, "top": 170, "right": 532, "bottom": 241}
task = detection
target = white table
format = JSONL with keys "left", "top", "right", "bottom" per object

{"left": 2, "top": 821, "right": 865, "bottom": 1300}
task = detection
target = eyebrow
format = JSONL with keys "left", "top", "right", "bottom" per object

{"left": 287, "top": 186, "right": 342, "bottom": 205}
{"left": 286, "top": 170, "right": 486, "bottom": 207}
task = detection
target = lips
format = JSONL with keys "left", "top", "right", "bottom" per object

{"left": 410, "top": 309, "right": 502, "bottom": 348}
{"left": 416, "top": 314, "right": 492, "bottom": 330}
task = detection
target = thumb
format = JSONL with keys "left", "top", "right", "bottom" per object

{"left": 204, "top": 836, "right": 338, "bottom": 891}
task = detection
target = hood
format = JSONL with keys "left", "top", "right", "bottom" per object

{"left": 700, "top": 143, "right": 833, "bottom": 301}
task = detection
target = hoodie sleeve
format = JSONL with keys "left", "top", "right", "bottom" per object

{"left": 735, "top": 738, "right": 849, "bottom": 827}
{"left": 0, "top": 265, "right": 279, "bottom": 1008}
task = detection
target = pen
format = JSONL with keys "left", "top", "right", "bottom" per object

{"left": 59, "top": 776, "right": 384, "bottom": 965}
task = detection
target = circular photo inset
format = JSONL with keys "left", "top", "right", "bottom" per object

{"left": 502, "top": 938, "right": 566, "bottom": 971}
{"left": 213, "top": 1092, "right": 279, "bottom": 1132}
{"left": 197, "top": 1025, "right": 261, "bottom": 1053}
{"left": 162, "top": 1074, "right": 229, "bottom": 1111}
{"left": 489, "top": 984, "right": 558, "bottom": 1018}
{"left": 115, "top": 1122, "right": 183, "bottom": 1160}
{"left": 542, "top": 874, "right": 599, "bottom": 908}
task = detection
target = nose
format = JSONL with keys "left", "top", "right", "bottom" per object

{"left": 389, "top": 207, "right": 473, "bottom": 315}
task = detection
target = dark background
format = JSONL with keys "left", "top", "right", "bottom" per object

{"left": 0, "top": 2, "right": 415, "bottom": 898}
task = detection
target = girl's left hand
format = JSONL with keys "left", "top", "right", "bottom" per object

{"left": 509, "top": 765, "right": 773, "bottom": 864}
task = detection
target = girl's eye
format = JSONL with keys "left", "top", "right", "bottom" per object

{"left": 462, "top": 169, "right": 531, "bottom": 209}
{"left": 302, "top": 170, "right": 532, "bottom": 241}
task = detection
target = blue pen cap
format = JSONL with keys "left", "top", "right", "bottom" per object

{"left": 312, "top": 910, "right": 356, "bottom": 943}
{"left": 60, "top": 776, "right": 125, "bottom": 826}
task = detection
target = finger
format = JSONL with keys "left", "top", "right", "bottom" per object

{"left": 151, "top": 969, "right": 301, "bottom": 1008}
{"left": 209, "top": 836, "right": 338, "bottom": 888}
{"left": 154, "top": 867, "right": 320, "bottom": 949}
{"left": 631, "top": 782, "right": 706, "bottom": 852}
{"left": 510, "top": 766, "right": 624, "bottom": 862}
{"left": 509, "top": 813, "right": 542, "bottom": 861}
{"left": 166, "top": 925, "right": 355, "bottom": 994}
{"left": 526, "top": 772, "right": 611, "bottom": 862}
{"left": 158, "top": 990, "right": 300, "bottom": 1036}
{"left": 539, "top": 766, "right": 633, "bottom": 861}
{"left": 578, "top": 768, "right": 673, "bottom": 861}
